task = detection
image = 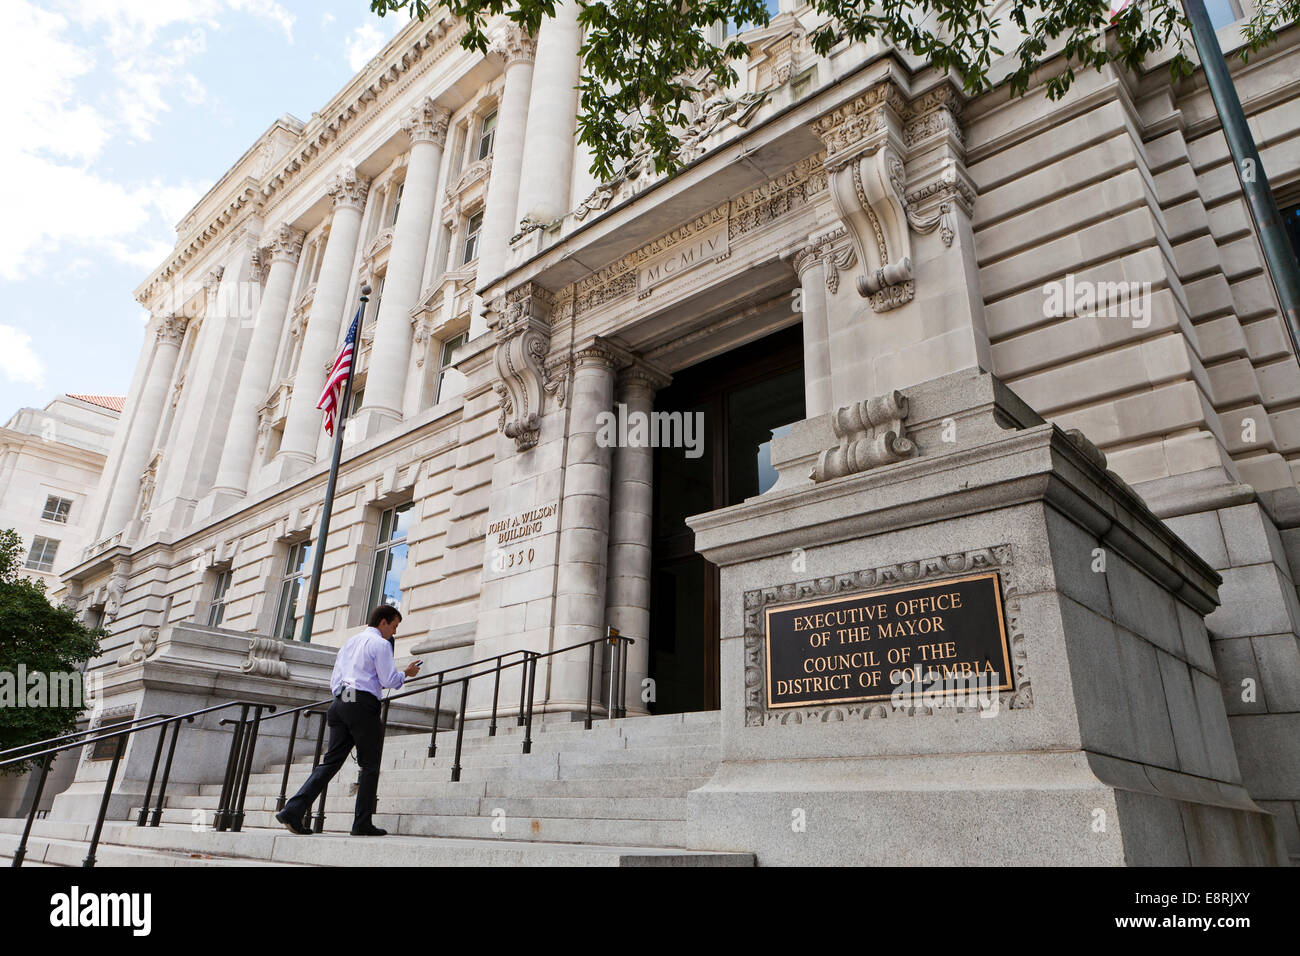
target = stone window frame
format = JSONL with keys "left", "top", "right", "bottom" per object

{"left": 366, "top": 501, "right": 415, "bottom": 614}
{"left": 343, "top": 490, "right": 415, "bottom": 629}
{"left": 204, "top": 564, "right": 233, "bottom": 628}
{"left": 740, "top": 544, "right": 1032, "bottom": 727}
{"left": 41, "top": 494, "right": 73, "bottom": 524}
{"left": 475, "top": 108, "right": 498, "bottom": 162}
{"left": 25, "top": 535, "right": 60, "bottom": 572}
{"left": 433, "top": 329, "right": 470, "bottom": 405}
{"left": 461, "top": 207, "right": 485, "bottom": 266}
{"left": 270, "top": 534, "right": 315, "bottom": 642}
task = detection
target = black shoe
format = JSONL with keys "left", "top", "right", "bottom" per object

{"left": 350, "top": 824, "right": 388, "bottom": 836}
{"left": 276, "top": 809, "right": 313, "bottom": 835}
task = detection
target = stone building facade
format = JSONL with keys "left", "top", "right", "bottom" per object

{"left": 57, "top": 2, "right": 1300, "bottom": 860}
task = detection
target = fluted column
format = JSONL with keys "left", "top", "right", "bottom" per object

{"left": 211, "top": 225, "right": 303, "bottom": 495}
{"left": 791, "top": 243, "right": 834, "bottom": 418}
{"left": 515, "top": 0, "right": 581, "bottom": 228}
{"left": 605, "top": 364, "right": 670, "bottom": 716}
{"left": 278, "top": 169, "right": 369, "bottom": 465}
{"left": 361, "top": 98, "right": 450, "bottom": 426}
{"left": 471, "top": 26, "right": 536, "bottom": 338}
{"left": 551, "top": 342, "right": 617, "bottom": 708}
{"left": 101, "top": 315, "right": 187, "bottom": 536}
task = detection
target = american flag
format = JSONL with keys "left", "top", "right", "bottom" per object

{"left": 317, "top": 306, "right": 361, "bottom": 437}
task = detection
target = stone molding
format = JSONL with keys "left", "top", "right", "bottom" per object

{"left": 401, "top": 96, "right": 451, "bottom": 146}
{"left": 741, "top": 544, "right": 1032, "bottom": 726}
{"left": 811, "top": 391, "right": 917, "bottom": 482}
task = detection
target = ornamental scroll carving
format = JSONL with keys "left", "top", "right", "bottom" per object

{"left": 742, "top": 544, "right": 1032, "bottom": 727}
{"left": 811, "top": 391, "right": 917, "bottom": 482}
{"left": 242, "top": 636, "right": 290, "bottom": 679}
{"left": 491, "top": 282, "right": 553, "bottom": 451}
{"left": 810, "top": 79, "right": 971, "bottom": 312}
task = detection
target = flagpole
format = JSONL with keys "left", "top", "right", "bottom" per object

{"left": 297, "top": 284, "right": 368, "bottom": 643}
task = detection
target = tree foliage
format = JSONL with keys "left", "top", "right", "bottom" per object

{"left": 372, "top": 0, "right": 1297, "bottom": 185}
{"left": 0, "top": 529, "right": 103, "bottom": 775}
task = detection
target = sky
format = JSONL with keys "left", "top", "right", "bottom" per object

{"left": 0, "top": 0, "right": 784, "bottom": 421}
{"left": 0, "top": 0, "right": 414, "bottom": 419}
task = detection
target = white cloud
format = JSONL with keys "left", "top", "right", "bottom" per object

{"left": 0, "top": 325, "right": 47, "bottom": 389}
{"left": 346, "top": 22, "right": 387, "bottom": 72}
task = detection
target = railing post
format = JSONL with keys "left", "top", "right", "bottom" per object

{"left": 606, "top": 629, "right": 620, "bottom": 723}
{"left": 522, "top": 653, "right": 538, "bottom": 755}
{"left": 277, "top": 710, "right": 301, "bottom": 812}
{"left": 516, "top": 652, "right": 529, "bottom": 726}
{"left": 152, "top": 719, "right": 185, "bottom": 827}
{"left": 137, "top": 720, "right": 170, "bottom": 826}
{"left": 83, "top": 735, "right": 126, "bottom": 868}
{"left": 311, "top": 711, "right": 328, "bottom": 833}
{"left": 214, "top": 704, "right": 249, "bottom": 832}
{"left": 232, "top": 705, "right": 266, "bottom": 832}
{"left": 451, "top": 677, "right": 469, "bottom": 783}
{"left": 11, "top": 753, "right": 52, "bottom": 867}
{"left": 489, "top": 657, "right": 503, "bottom": 737}
{"left": 428, "top": 680, "right": 444, "bottom": 758}
{"left": 619, "top": 637, "right": 631, "bottom": 719}
{"left": 585, "top": 641, "right": 596, "bottom": 730}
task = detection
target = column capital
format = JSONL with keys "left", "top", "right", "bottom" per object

{"left": 573, "top": 341, "right": 619, "bottom": 371}
{"left": 328, "top": 167, "right": 370, "bottom": 211}
{"left": 491, "top": 24, "right": 537, "bottom": 66}
{"left": 155, "top": 313, "right": 188, "bottom": 346}
{"left": 402, "top": 97, "right": 452, "bottom": 147}
{"left": 266, "top": 223, "right": 306, "bottom": 264}
{"left": 618, "top": 361, "right": 671, "bottom": 397}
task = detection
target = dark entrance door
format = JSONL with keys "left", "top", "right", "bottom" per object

{"left": 649, "top": 324, "right": 806, "bottom": 713}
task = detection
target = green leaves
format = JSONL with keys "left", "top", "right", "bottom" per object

{"left": 369, "top": 0, "right": 1295, "bottom": 200}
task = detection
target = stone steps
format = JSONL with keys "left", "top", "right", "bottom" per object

{"left": 163, "top": 791, "right": 693, "bottom": 820}
{"left": 0, "top": 819, "right": 751, "bottom": 867}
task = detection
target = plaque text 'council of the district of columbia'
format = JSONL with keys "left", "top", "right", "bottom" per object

{"left": 763, "top": 573, "right": 1014, "bottom": 708}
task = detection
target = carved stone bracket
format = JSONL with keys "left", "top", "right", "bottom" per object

{"left": 811, "top": 79, "right": 970, "bottom": 312}
{"left": 242, "top": 635, "right": 290, "bottom": 679}
{"left": 742, "top": 544, "right": 1032, "bottom": 726}
{"left": 791, "top": 225, "right": 858, "bottom": 295}
{"left": 812, "top": 391, "right": 917, "bottom": 482}
{"left": 491, "top": 283, "right": 554, "bottom": 451}
{"left": 117, "top": 628, "right": 160, "bottom": 667}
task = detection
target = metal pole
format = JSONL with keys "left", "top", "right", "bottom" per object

{"left": 1182, "top": 0, "right": 1300, "bottom": 353}
{"left": 297, "top": 286, "right": 369, "bottom": 644}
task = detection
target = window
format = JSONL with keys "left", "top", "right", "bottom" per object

{"left": 345, "top": 386, "right": 365, "bottom": 419}
{"left": 207, "top": 568, "right": 232, "bottom": 627}
{"left": 388, "top": 182, "right": 404, "bottom": 227}
{"left": 273, "top": 541, "right": 314, "bottom": 642}
{"left": 462, "top": 210, "right": 484, "bottom": 265}
{"left": 1205, "top": 0, "right": 1242, "bottom": 29}
{"left": 42, "top": 495, "right": 73, "bottom": 523}
{"left": 791, "top": 67, "right": 816, "bottom": 100}
{"left": 435, "top": 331, "right": 469, "bottom": 404}
{"left": 25, "top": 536, "right": 59, "bottom": 572}
{"left": 365, "top": 274, "right": 385, "bottom": 327}
{"left": 476, "top": 110, "right": 497, "bottom": 161}
{"left": 368, "top": 503, "right": 413, "bottom": 612}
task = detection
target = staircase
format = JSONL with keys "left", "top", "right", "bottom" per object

{"left": 1, "top": 711, "right": 755, "bottom": 867}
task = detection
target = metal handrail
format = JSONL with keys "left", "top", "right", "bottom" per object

{"left": 0, "top": 712, "right": 170, "bottom": 762}
{"left": 3, "top": 699, "right": 273, "bottom": 868}
{"left": 230, "top": 629, "right": 635, "bottom": 832}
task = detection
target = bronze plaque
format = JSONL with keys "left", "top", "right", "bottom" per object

{"left": 764, "top": 572, "right": 1013, "bottom": 708}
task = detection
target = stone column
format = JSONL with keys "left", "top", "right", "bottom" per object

{"left": 605, "top": 364, "right": 670, "bottom": 715}
{"left": 790, "top": 239, "right": 836, "bottom": 418}
{"left": 358, "top": 98, "right": 451, "bottom": 431}
{"left": 210, "top": 225, "right": 304, "bottom": 498}
{"left": 515, "top": 0, "right": 581, "bottom": 228}
{"left": 550, "top": 342, "right": 617, "bottom": 709}
{"left": 471, "top": 26, "right": 536, "bottom": 338}
{"left": 100, "top": 315, "right": 188, "bottom": 536}
{"left": 278, "top": 169, "right": 369, "bottom": 467}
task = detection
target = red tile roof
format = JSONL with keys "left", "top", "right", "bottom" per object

{"left": 67, "top": 394, "right": 126, "bottom": 413}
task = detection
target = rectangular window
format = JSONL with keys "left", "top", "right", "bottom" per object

{"left": 791, "top": 67, "right": 817, "bottom": 100}
{"left": 388, "top": 182, "right": 404, "bottom": 226}
{"left": 207, "top": 568, "right": 232, "bottom": 627}
{"left": 345, "top": 385, "right": 365, "bottom": 419}
{"left": 462, "top": 211, "right": 484, "bottom": 265}
{"left": 477, "top": 110, "right": 497, "bottom": 161}
{"left": 273, "top": 541, "right": 314, "bottom": 642}
{"left": 366, "top": 274, "right": 385, "bottom": 327}
{"left": 1205, "top": 0, "right": 1242, "bottom": 29}
{"left": 368, "top": 502, "right": 413, "bottom": 612}
{"left": 25, "top": 536, "right": 59, "bottom": 572}
{"left": 435, "top": 331, "right": 470, "bottom": 404}
{"left": 42, "top": 495, "right": 73, "bottom": 523}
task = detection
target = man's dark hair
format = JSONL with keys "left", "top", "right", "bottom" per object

{"left": 368, "top": 605, "right": 402, "bottom": 628}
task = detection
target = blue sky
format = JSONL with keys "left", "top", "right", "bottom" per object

{"left": 0, "top": 1, "right": 783, "bottom": 419}
{"left": 0, "top": 0, "right": 415, "bottom": 418}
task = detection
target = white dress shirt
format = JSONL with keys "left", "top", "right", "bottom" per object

{"left": 330, "top": 627, "right": 406, "bottom": 700}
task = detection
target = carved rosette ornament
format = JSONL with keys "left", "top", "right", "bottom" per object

{"left": 402, "top": 97, "right": 451, "bottom": 146}
{"left": 491, "top": 282, "right": 554, "bottom": 451}
{"left": 810, "top": 79, "right": 971, "bottom": 312}
{"left": 812, "top": 390, "right": 917, "bottom": 481}
{"left": 328, "top": 166, "right": 370, "bottom": 211}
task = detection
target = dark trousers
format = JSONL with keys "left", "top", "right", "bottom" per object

{"left": 282, "top": 690, "right": 383, "bottom": 830}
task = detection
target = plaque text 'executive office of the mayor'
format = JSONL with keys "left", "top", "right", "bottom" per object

{"left": 764, "top": 573, "right": 1014, "bottom": 708}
